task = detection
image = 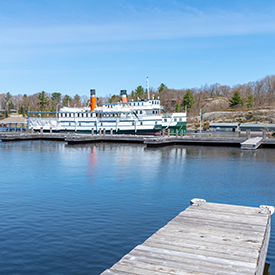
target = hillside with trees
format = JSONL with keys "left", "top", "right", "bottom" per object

{"left": 1, "top": 74, "right": 275, "bottom": 122}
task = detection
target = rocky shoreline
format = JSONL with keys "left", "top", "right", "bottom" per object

{"left": 187, "top": 108, "right": 275, "bottom": 131}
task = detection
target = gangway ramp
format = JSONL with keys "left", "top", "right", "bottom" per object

{"left": 241, "top": 137, "right": 263, "bottom": 150}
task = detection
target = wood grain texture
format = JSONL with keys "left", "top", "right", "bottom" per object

{"left": 101, "top": 201, "right": 271, "bottom": 275}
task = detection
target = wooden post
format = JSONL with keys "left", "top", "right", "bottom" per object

{"left": 91, "top": 128, "right": 94, "bottom": 135}
{"left": 181, "top": 129, "right": 183, "bottom": 137}
{"left": 40, "top": 127, "right": 43, "bottom": 134}
{"left": 99, "top": 128, "right": 101, "bottom": 136}
{"left": 50, "top": 127, "right": 52, "bottom": 134}
{"left": 31, "top": 127, "right": 33, "bottom": 133}
{"left": 246, "top": 129, "right": 250, "bottom": 139}
{"left": 176, "top": 129, "right": 178, "bottom": 138}
{"left": 162, "top": 128, "right": 165, "bottom": 137}
{"left": 262, "top": 130, "right": 266, "bottom": 139}
{"left": 110, "top": 128, "right": 113, "bottom": 136}
{"left": 168, "top": 129, "right": 170, "bottom": 137}
{"left": 103, "top": 128, "right": 106, "bottom": 136}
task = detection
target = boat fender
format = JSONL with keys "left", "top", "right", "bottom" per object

{"left": 259, "top": 205, "right": 275, "bottom": 215}
{"left": 190, "top": 198, "right": 206, "bottom": 206}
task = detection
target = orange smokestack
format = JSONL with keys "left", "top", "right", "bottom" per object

{"left": 120, "top": 90, "right": 127, "bottom": 103}
{"left": 90, "top": 89, "right": 96, "bottom": 112}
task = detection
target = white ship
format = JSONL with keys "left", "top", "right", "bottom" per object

{"left": 28, "top": 90, "right": 186, "bottom": 135}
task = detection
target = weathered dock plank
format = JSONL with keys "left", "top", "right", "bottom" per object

{"left": 101, "top": 199, "right": 273, "bottom": 275}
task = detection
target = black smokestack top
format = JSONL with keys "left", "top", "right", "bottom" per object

{"left": 120, "top": 90, "right": 127, "bottom": 96}
{"left": 90, "top": 89, "right": 96, "bottom": 96}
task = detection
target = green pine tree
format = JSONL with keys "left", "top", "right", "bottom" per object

{"left": 37, "top": 91, "right": 50, "bottom": 111}
{"left": 182, "top": 90, "right": 195, "bottom": 110}
{"left": 229, "top": 91, "right": 244, "bottom": 107}
{"left": 246, "top": 94, "right": 254, "bottom": 108}
{"left": 175, "top": 101, "right": 181, "bottom": 112}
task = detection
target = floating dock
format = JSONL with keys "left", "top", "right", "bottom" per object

{"left": 102, "top": 199, "right": 274, "bottom": 275}
{"left": 241, "top": 137, "right": 263, "bottom": 150}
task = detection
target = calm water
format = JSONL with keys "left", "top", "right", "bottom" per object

{"left": 0, "top": 141, "right": 274, "bottom": 274}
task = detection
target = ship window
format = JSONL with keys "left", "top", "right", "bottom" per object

{"left": 174, "top": 118, "right": 177, "bottom": 122}
{"left": 140, "top": 122, "right": 143, "bottom": 125}
{"left": 132, "top": 122, "right": 134, "bottom": 125}
{"left": 79, "top": 122, "right": 81, "bottom": 126}
{"left": 179, "top": 118, "right": 182, "bottom": 122}
{"left": 164, "top": 119, "right": 167, "bottom": 122}
{"left": 69, "top": 123, "right": 71, "bottom": 126}
{"left": 155, "top": 121, "right": 157, "bottom": 125}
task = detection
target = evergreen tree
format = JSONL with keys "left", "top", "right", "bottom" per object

{"left": 62, "top": 95, "right": 72, "bottom": 107}
{"left": 37, "top": 91, "right": 50, "bottom": 111}
{"left": 246, "top": 94, "right": 254, "bottom": 108}
{"left": 229, "top": 91, "right": 244, "bottom": 107}
{"left": 182, "top": 90, "right": 195, "bottom": 110}
{"left": 51, "top": 92, "right": 62, "bottom": 104}
{"left": 175, "top": 101, "right": 181, "bottom": 112}
{"left": 18, "top": 105, "right": 25, "bottom": 116}
{"left": 158, "top": 83, "right": 168, "bottom": 92}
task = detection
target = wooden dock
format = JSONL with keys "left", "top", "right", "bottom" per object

{"left": 1, "top": 133, "right": 275, "bottom": 149}
{"left": 102, "top": 199, "right": 274, "bottom": 275}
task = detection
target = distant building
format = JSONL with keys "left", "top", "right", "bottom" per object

{"left": 209, "top": 122, "right": 239, "bottom": 132}
{"left": 240, "top": 123, "right": 275, "bottom": 132}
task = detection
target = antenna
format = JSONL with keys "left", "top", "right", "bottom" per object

{"left": 147, "top": 77, "right": 149, "bottom": 100}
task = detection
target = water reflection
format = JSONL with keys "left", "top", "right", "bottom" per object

{"left": 0, "top": 141, "right": 274, "bottom": 274}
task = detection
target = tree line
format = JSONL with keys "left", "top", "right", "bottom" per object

{"left": 0, "top": 92, "right": 89, "bottom": 117}
{"left": 1, "top": 74, "right": 275, "bottom": 118}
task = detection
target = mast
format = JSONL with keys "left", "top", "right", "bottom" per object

{"left": 147, "top": 77, "right": 149, "bottom": 100}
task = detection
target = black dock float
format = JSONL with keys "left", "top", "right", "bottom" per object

{"left": 144, "top": 136, "right": 246, "bottom": 147}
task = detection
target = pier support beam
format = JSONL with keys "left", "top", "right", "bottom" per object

{"left": 262, "top": 130, "right": 266, "bottom": 139}
{"left": 246, "top": 129, "right": 251, "bottom": 139}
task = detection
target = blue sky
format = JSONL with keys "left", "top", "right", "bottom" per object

{"left": 1, "top": 0, "right": 275, "bottom": 97}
